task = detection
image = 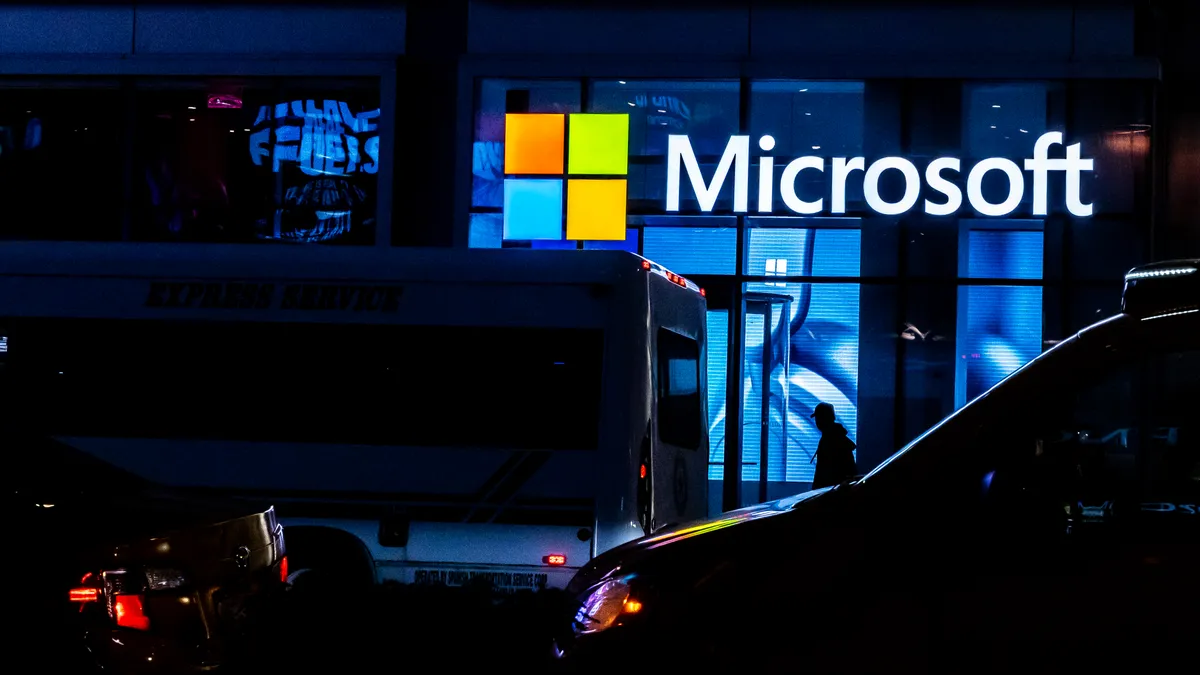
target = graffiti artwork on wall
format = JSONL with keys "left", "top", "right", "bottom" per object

{"left": 248, "top": 100, "right": 380, "bottom": 243}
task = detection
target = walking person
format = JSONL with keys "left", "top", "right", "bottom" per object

{"left": 810, "top": 402, "right": 857, "bottom": 490}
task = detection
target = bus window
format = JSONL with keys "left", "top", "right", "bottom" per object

{"left": 657, "top": 328, "right": 701, "bottom": 450}
{"left": 1, "top": 320, "right": 604, "bottom": 452}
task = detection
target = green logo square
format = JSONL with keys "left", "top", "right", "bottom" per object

{"left": 567, "top": 114, "right": 629, "bottom": 176}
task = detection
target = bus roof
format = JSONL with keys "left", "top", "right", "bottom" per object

{"left": 0, "top": 241, "right": 682, "bottom": 288}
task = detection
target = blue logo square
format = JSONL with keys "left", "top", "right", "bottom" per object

{"left": 503, "top": 179, "right": 564, "bottom": 240}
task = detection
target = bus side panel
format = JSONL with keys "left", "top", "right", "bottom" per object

{"left": 648, "top": 277, "right": 709, "bottom": 531}
{"left": 591, "top": 271, "right": 653, "bottom": 557}
{"left": 0, "top": 275, "right": 608, "bottom": 329}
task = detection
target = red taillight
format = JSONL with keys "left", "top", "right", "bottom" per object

{"left": 641, "top": 260, "right": 651, "bottom": 270}
{"left": 114, "top": 594, "right": 151, "bottom": 631}
{"left": 639, "top": 463, "right": 647, "bottom": 479}
{"left": 700, "top": 288, "right": 706, "bottom": 297}
{"left": 69, "top": 587, "right": 99, "bottom": 603}
{"left": 279, "top": 555, "right": 289, "bottom": 583}
{"left": 543, "top": 554, "right": 567, "bottom": 566}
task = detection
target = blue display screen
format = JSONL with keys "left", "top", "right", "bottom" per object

{"left": 707, "top": 228, "right": 862, "bottom": 485}
{"left": 957, "top": 226, "right": 1045, "bottom": 405}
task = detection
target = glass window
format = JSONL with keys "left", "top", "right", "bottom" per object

{"left": 657, "top": 328, "right": 702, "bottom": 450}
{"left": 741, "top": 281, "right": 860, "bottom": 484}
{"left": 748, "top": 81, "right": 866, "bottom": 159}
{"left": 0, "top": 81, "right": 124, "bottom": 240}
{"left": 3, "top": 319, "right": 604, "bottom": 452}
{"left": 590, "top": 80, "right": 739, "bottom": 158}
{"left": 744, "top": 218, "right": 862, "bottom": 278}
{"left": 640, "top": 217, "right": 737, "bottom": 274}
{"left": 706, "top": 308, "right": 729, "bottom": 483}
{"left": 133, "top": 78, "right": 380, "bottom": 245}
{"left": 961, "top": 221, "right": 1044, "bottom": 280}
{"left": 473, "top": 79, "right": 581, "bottom": 211}
{"left": 897, "top": 282, "right": 958, "bottom": 446}
{"left": 955, "top": 285, "right": 1043, "bottom": 406}
{"left": 980, "top": 347, "right": 1200, "bottom": 533}
{"left": 591, "top": 79, "right": 739, "bottom": 214}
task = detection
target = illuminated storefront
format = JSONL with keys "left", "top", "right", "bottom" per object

{"left": 465, "top": 76, "right": 1156, "bottom": 513}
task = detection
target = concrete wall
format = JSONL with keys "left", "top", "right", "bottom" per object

{"left": 0, "top": 3, "right": 406, "bottom": 56}
{"left": 467, "top": 1, "right": 1137, "bottom": 62}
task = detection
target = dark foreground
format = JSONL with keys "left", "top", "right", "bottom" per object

{"left": 232, "top": 582, "right": 574, "bottom": 672}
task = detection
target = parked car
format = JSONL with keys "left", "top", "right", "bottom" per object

{"left": 9, "top": 433, "right": 287, "bottom": 674}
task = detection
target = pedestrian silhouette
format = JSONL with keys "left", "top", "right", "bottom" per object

{"left": 810, "top": 402, "right": 857, "bottom": 490}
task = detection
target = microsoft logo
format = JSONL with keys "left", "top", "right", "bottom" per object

{"left": 503, "top": 113, "right": 630, "bottom": 241}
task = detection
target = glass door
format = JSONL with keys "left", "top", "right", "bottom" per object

{"left": 741, "top": 292, "right": 792, "bottom": 507}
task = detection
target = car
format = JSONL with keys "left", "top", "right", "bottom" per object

{"left": 555, "top": 260, "right": 1200, "bottom": 674}
{"left": 9, "top": 434, "right": 287, "bottom": 674}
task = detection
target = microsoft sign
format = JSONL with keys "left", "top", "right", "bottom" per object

{"left": 666, "top": 131, "right": 1095, "bottom": 218}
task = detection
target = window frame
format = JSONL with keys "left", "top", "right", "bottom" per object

{"left": 0, "top": 58, "right": 394, "bottom": 246}
{"left": 656, "top": 327, "right": 703, "bottom": 450}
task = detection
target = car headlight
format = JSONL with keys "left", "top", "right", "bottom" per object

{"left": 572, "top": 577, "right": 644, "bottom": 635}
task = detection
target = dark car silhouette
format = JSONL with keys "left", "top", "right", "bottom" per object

{"left": 9, "top": 434, "right": 286, "bottom": 674}
{"left": 555, "top": 261, "right": 1200, "bottom": 674}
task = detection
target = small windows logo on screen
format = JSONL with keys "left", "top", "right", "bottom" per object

{"left": 503, "top": 113, "right": 630, "bottom": 242}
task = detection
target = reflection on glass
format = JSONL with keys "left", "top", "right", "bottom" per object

{"left": 956, "top": 285, "right": 1043, "bottom": 406}
{"left": 134, "top": 79, "right": 379, "bottom": 244}
{"left": 706, "top": 309, "right": 729, "bottom": 483}
{"left": 642, "top": 224, "right": 737, "bottom": 275}
{"left": 744, "top": 220, "right": 862, "bottom": 277}
{"left": 0, "top": 84, "right": 124, "bottom": 240}
{"left": 473, "top": 79, "right": 581, "bottom": 209}
{"left": 728, "top": 282, "right": 861, "bottom": 485}
{"left": 955, "top": 224, "right": 1045, "bottom": 405}
{"left": 589, "top": 80, "right": 739, "bottom": 158}
{"left": 748, "top": 81, "right": 865, "bottom": 159}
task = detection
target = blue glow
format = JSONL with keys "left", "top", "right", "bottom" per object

{"left": 965, "top": 228, "right": 1043, "bottom": 279}
{"left": 584, "top": 229, "right": 639, "bottom": 253}
{"left": 745, "top": 227, "right": 862, "bottom": 278}
{"left": 958, "top": 285, "right": 1043, "bottom": 405}
{"left": 503, "top": 179, "right": 563, "bottom": 240}
{"left": 642, "top": 227, "right": 737, "bottom": 274}
{"left": 706, "top": 309, "right": 729, "bottom": 482}
{"left": 956, "top": 227, "right": 1045, "bottom": 406}
{"left": 249, "top": 100, "right": 380, "bottom": 176}
{"left": 708, "top": 283, "right": 860, "bottom": 485}
{"left": 468, "top": 213, "right": 503, "bottom": 248}
{"left": 531, "top": 239, "right": 577, "bottom": 250}
{"left": 704, "top": 229, "right": 862, "bottom": 486}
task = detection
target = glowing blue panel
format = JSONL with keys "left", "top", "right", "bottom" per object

{"left": 745, "top": 227, "right": 862, "bottom": 278}
{"left": 584, "top": 228, "right": 639, "bottom": 252}
{"left": 966, "top": 229, "right": 1044, "bottom": 280}
{"left": 812, "top": 230, "right": 862, "bottom": 277}
{"left": 706, "top": 309, "right": 729, "bottom": 481}
{"left": 468, "top": 213, "right": 503, "bottom": 248}
{"left": 709, "top": 282, "right": 860, "bottom": 485}
{"left": 503, "top": 179, "right": 563, "bottom": 240}
{"left": 531, "top": 239, "right": 577, "bottom": 250}
{"left": 957, "top": 285, "right": 1043, "bottom": 406}
{"left": 642, "top": 227, "right": 737, "bottom": 275}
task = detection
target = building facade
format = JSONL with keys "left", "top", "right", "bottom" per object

{"left": 1, "top": 1, "right": 1195, "bottom": 515}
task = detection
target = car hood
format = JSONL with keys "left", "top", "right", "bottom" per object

{"left": 567, "top": 486, "right": 836, "bottom": 594}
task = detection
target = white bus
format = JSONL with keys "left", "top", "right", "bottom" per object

{"left": 0, "top": 243, "right": 708, "bottom": 593}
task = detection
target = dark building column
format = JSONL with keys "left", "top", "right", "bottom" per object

{"left": 1155, "top": 1, "right": 1200, "bottom": 258}
{"left": 395, "top": 1, "right": 470, "bottom": 247}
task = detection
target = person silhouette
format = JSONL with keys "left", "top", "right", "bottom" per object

{"left": 810, "top": 402, "right": 857, "bottom": 490}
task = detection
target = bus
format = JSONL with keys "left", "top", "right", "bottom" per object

{"left": 0, "top": 242, "right": 708, "bottom": 593}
